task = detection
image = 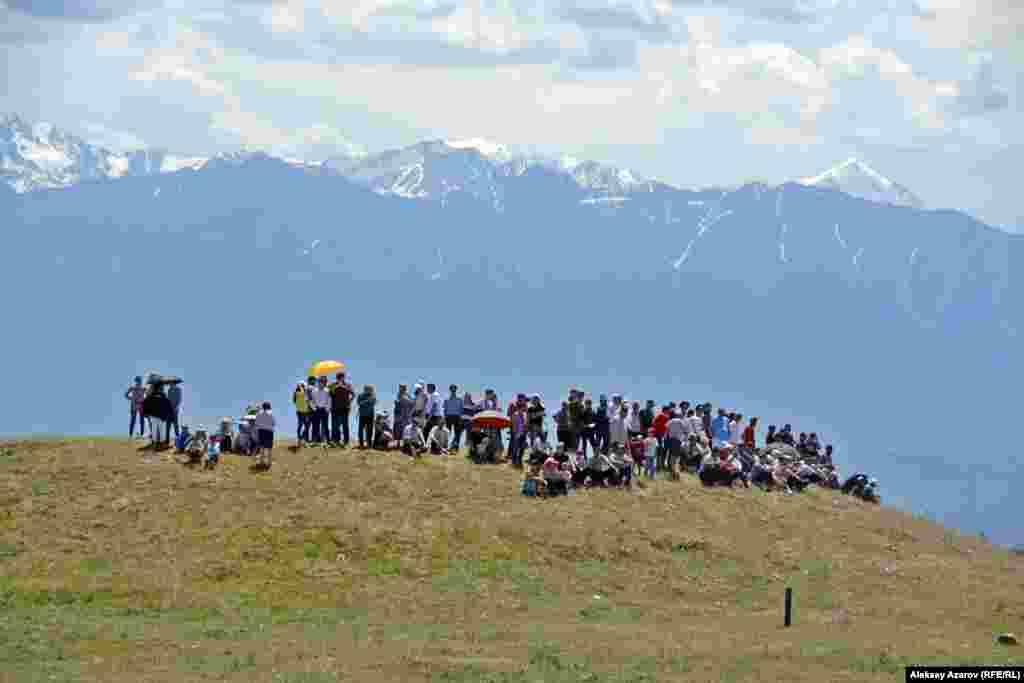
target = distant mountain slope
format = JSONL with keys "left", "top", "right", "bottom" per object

{"left": 798, "top": 158, "right": 925, "bottom": 209}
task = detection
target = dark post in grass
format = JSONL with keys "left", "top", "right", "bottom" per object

{"left": 784, "top": 587, "right": 793, "bottom": 627}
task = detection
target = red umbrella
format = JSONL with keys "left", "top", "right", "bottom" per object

{"left": 471, "top": 410, "right": 511, "bottom": 430}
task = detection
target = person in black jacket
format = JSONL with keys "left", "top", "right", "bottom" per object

{"left": 329, "top": 372, "right": 354, "bottom": 447}
{"left": 142, "top": 384, "right": 173, "bottom": 447}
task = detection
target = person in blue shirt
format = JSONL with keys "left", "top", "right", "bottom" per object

{"left": 711, "top": 408, "right": 731, "bottom": 448}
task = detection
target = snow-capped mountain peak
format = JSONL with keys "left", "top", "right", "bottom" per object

{"left": 798, "top": 157, "right": 924, "bottom": 209}
{"left": 443, "top": 138, "right": 512, "bottom": 161}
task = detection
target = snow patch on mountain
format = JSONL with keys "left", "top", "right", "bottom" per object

{"left": 799, "top": 158, "right": 924, "bottom": 209}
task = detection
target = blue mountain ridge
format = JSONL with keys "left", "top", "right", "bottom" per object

{"left": 0, "top": 155, "right": 1020, "bottom": 544}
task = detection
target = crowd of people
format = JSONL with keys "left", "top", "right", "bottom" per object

{"left": 123, "top": 372, "right": 881, "bottom": 502}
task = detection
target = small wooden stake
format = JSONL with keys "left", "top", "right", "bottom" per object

{"left": 784, "top": 587, "right": 793, "bottom": 627}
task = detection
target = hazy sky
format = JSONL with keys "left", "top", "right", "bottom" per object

{"left": 1, "top": 0, "right": 1021, "bottom": 229}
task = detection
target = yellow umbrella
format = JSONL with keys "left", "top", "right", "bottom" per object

{"left": 309, "top": 360, "right": 346, "bottom": 377}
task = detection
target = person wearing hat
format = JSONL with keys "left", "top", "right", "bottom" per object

{"left": 125, "top": 376, "right": 147, "bottom": 438}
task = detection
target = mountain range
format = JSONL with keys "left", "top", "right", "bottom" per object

{"left": 1, "top": 113, "right": 1021, "bottom": 545}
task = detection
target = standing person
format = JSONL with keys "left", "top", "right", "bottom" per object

{"left": 310, "top": 377, "right": 331, "bottom": 444}
{"left": 553, "top": 401, "right": 571, "bottom": 449}
{"left": 508, "top": 402, "right": 526, "bottom": 467}
{"left": 412, "top": 384, "right": 428, "bottom": 432}
{"left": 729, "top": 413, "right": 745, "bottom": 447}
{"left": 461, "top": 392, "right": 478, "bottom": 448}
{"left": 765, "top": 424, "right": 777, "bottom": 445}
{"left": 711, "top": 409, "right": 730, "bottom": 449}
{"left": 125, "top": 376, "right": 146, "bottom": 438}
{"left": 592, "top": 394, "right": 611, "bottom": 455}
{"left": 665, "top": 409, "right": 687, "bottom": 479}
{"left": 253, "top": 401, "right": 275, "bottom": 470}
{"left": 166, "top": 381, "right": 182, "bottom": 441}
{"left": 743, "top": 417, "right": 758, "bottom": 450}
{"left": 425, "top": 383, "right": 443, "bottom": 431}
{"left": 393, "top": 385, "right": 413, "bottom": 447}
{"left": 578, "top": 397, "right": 596, "bottom": 460}
{"left": 639, "top": 400, "right": 655, "bottom": 435}
{"left": 330, "top": 372, "right": 354, "bottom": 447}
{"left": 609, "top": 405, "right": 630, "bottom": 451}
{"left": 566, "top": 389, "right": 587, "bottom": 454}
{"left": 526, "top": 394, "right": 546, "bottom": 442}
{"left": 652, "top": 406, "right": 670, "bottom": 471}
{"left": 444, "top": 385, "right": 464, "bottom": 450}
{"left": 293, "top": 383, "right": 310, "bottom": 444}
{"left": 702, "top": 403, "right": 713, "bottom": 440}
{"left": 643, "top": 428, "right": 659, "bottom": 479}
{"left": 627, "top": 401, "right": 643, "bottom": 439}
{"left": 357, "top": 385, "right": 377, "bottom": 449}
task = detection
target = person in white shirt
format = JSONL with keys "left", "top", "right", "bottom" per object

{"left": 427, "top": 423, "right": 451, "bottom": 455}
{"left": 627, "top": 401, "right": 643, "bottom": 438}
{"left": 425, "top": 383, "right": 443, "bottom": 431}
{"left": 729, "top": 414, "right": 745, "bottom": 446}
{"left": 402, "top": 422, "right": 426, "bottom": 457}
{"left": 665, "top": 412, "right": 687, "bottom": 478}
{"left": 311, "top": 378, "right": 331, "bottom": 444}
{"left": 253, "top": 402, "right": 276, "bottom": 469}
{"left": 609, "top": 406, "right": 629, "bottom": 449}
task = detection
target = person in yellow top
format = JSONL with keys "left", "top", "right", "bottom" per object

{"left": 293, "top": 382, "right": 311, "bottom": 444}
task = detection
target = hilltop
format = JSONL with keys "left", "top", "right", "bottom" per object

{"left": 0, "top": 438, "right": 1021, "bottom": 682}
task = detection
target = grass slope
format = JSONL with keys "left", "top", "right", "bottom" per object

{"left": 0, "top": 438, "right": 1021, "bottom": 682}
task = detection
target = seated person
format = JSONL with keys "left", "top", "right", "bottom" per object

{"left": 202, "top": 436, "right": 221, "bottom": 470}
{"left": 588, "top": 450, "right": 615, "bottom": 487}
{"left": 841, "top": 473, "right": 869, "bottom": 495}
{"left": 749, "top": 456, "right": 774, "bottom": 489}
{"left": 522, "top": 463, "right": 545, "bottom": 497}
{"left": 187, "top": 428, "right": 209, "bottom": 461}
{"left": 401, "top": 422, "right": 427, "bottom": 457}
{"left": 609, "top": 443, "right": 633, "bottom": 487}
{"left": 796, "top": 461, "right": 823, "bottom": 485}
{"left": 543, "top": 450, "right": 567, "bottom": 496}
{"left": 373, "top": 414, "right": 394, "bottom": 450}
{"left": 175, "top": 425, "right": 193, "bottom": 453}
{"left": 427, "top": 422, "right": 451, "bottom": 455}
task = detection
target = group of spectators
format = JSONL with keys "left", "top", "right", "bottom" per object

{"left": 125, "top": 373, "right": 878, "bottom": 497}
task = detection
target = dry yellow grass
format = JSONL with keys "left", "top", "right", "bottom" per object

{"left": 0, "top": 438, "right": 1021, "bottom": 682}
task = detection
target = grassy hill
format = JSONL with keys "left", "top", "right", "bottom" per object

{"left": 0, "top": 438, "right": 1021, "bottom": 682}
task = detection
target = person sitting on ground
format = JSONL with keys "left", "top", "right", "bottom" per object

{"left": 543, "top": 449, "right": 566, "bottom": 496}
{"left": 841, "top": 473, "right": 870, "bottom": 495}
{"left": 401, "top": 421, "right": 427, "bottom": 457}
{"left": 187, "top": 427, "right": 208, "bottom": 461}
{"left": 609, "top": 443, "right": 633, "bottom": 488}
{"left": 806, "top": 433, "right": 821, "bottom": 459}
{"left": 427, "top": 421, "right": 451, "bottom": 456}
{"left": 588, "top": 448, "right": 615, "bottom": 487}
{"left": 175, "top": 424, "right": 193, "bottom": 453}
{"left": 373, "top": 412, "right": 393, "bottom": 450}
{"left": 686, "top": 431, "right": 710, "bottom": 472}
{"left": 203, "top": 436, "right": 221, "bottom": 470}
{"left": 749, "top": 455, "right": 774, "bottom": 489}
{"left": 522, "top": 462, "right": 545, "bottom": 497}
{"left": 796, "top": 460, "right": 822, "bottom": 485}
{"left": 796, "top": 432, "right": 808, "bottom": 453}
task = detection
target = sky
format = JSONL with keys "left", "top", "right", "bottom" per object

{"left": 1, "top": 0, "right": 1021, "bottom": 230}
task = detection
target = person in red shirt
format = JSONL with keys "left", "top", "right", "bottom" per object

{"left": 652, "top": 406, "right": 671, "bottom": 472}
{"left": 742, "top": 416, "right": 758, "bottom": 449}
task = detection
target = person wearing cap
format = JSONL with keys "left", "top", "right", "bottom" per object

{"left": 125, "top": 376, "right": 147, "bottom": 438}
{"left": 444, "top": 385, "right": 464, "bottom": 450}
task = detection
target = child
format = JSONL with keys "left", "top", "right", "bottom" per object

{"left": 543, "top": 449, "right": 565, "bottom": 496}
{"left": 203, "top": 436, "right": 221, "bottom": 470}
{"left": 402, "top": 421, "right": 427, "bottom": 457}
{"left": 175, "top": 424, "right": 193, "bottom": 454}
{"left": 188, "top": 427, "right": 208, "bottom": 462}
{"left": 253, "top": 401, "right": 275, "bottom": 470}
{"left": 643, "top": 428, "right": 658, "bottom": 479}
